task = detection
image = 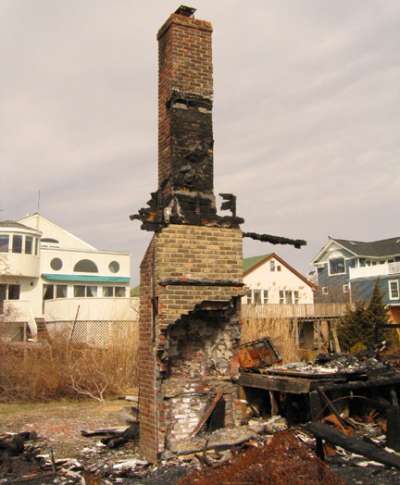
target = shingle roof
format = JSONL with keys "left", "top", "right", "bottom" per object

{"left": 243, "top": 254, "right": 272, "bottom": 273}
{"left": 334, "top": 237, "right": 400, "bottom": 258}
{"left": 0, "top": 220, "right": 37, "bottom": 231}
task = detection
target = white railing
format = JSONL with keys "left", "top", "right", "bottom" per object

{"left": 44, "top": 297, "right": 139, "bottom": 321}
{"left": 349, "top": 262, "right": 400, "bottom": 280}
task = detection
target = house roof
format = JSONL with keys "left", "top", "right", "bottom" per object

{"left": 333, "top": 237, "right": 400, "bottom": 258}
{"left": 243, "top": 253, "right": 316, "bottom": 289}
{"left": 0, "top": 220, "right": 40, "bottom": 233}
{"left": 243, "top": 254, "right": 272, "bottom": 273}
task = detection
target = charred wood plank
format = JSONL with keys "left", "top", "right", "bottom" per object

{"left": 318, "top": 374, "right": 400, "bottom": 392}
{"left": 305, "top": 422, "right": 400, "bottom": 469}
{"left": 239, "top": 372, "right": 313, "bottom": 394}
{"left": 242, "top": 232, "right": 306, "bottom": 249}
{"left": 81, "top": 428, "right": 127, "bottom": 437}
{"left": 317, "top": 387, "right": 350, "bottom": 429}
{"left": 191, "top": 388, "right": 224, "bottom": 437}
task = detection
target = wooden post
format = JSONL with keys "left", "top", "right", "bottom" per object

{"left": 269, "top": 391, "right": 279, "bottom": 416}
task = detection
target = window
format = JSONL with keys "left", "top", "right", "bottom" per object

{"left": 294, "top": 291, "right": 299, "bottom": 304}
{"left": 86, "top": 286, "right": 97, "bottom": 297}
{"left": 109, "top": 261, "right": 120, "bottom": 273}
{"left": 34, "top": 238, "right": 38, "bottom": 255}
{"left": 253, "top": 289, "right": 262, "bottom": 305}
{"left": 74, "top": 286, "right": 85, "bottom": 297}
{"left": 50, "top": 258, "right": 63, "bottom": 271}
{"left": 279, "top": 290, "right": 285, "bottom": 304}
{"left": 359, "top": 259, "right": 366, "bottom": 267}
{"left": 246, "top": 289, "right": 252, "bottom": 305}
{"left": 322, "top": 287, "right": 328, "bottom": 295}
{"left": 348, "top": 259, "right": 356, "bottom": 268}
{"left": 115, "top": 287, "right": 126, "bottom": 297}
{"left": 285, "top": 291, "right": 293, "bottom": 304}
{"left": 263, "top": 290, "right": 269, "bottom": 305}
{"left": 43, "top": 284, "right": 54, "bottom": 300}
{"left": 0, "top": 235, "right": 9, "bottom": 252}
{"left": 0, "top": 284, "right": 20, "bottom": 300}
{"left": 25, "top": 236, "right": 33, "bottom": 254}
{"left": 56, "top": 285, "right": 67, "bottom": 298}
{"left": 270, "top": 260, "right": 275, "bottom": 272}
{"left": 389, "top": 280, "right": 399, "bottom": 300}
{"left": 343, "top": 284, "right": 349, "bottom": 294}
{"left": 12, "top": 235, "right": 22, "bottom": 254}
{"left": 103, "top": 286, "right": 114, "bottom": 297}
{"left": 329, "top": 257, "right": 345, "bottom": 275}
{"left": 277, "top": 265, "right": 281, "bottom": 272}
{"left": 74, "top": 285, "right": 98, "bottom": 297}
{"left": 8, "top": 285, "right": 20, "bottom": 300}
{"left": 73, "top": 259, "right": 98, "bottom": 273}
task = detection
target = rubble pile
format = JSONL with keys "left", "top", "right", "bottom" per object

{"left": 178, "top": 430, "right": 344, "bottom": 485}
{"left": 267, "top": 352, "right": 390, "bottom": 376}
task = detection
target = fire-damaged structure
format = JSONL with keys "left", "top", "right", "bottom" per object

{"left": 130, "top": 7, "right": 306, "bottom": 462}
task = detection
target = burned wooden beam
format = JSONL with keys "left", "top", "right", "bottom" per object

{"left": 242, "top": 232, "right": 307, "bottom": 249}
{"left": 305, "top": 422, "right": 400, "bottom": 469}
{"left": 239, "top": 372, "right": 313, "bottom": 394}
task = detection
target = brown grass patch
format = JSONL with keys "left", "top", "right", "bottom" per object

{"left": 0, "top": 326, "right": 138, "bottom": 402}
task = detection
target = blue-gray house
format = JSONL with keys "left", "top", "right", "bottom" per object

{"left": 312, "top": 237, "right": 400, "bottom": 322}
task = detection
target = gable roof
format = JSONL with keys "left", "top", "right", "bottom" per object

{"left": 0, "top": 220, "right": 41, "bottom": 233}
{"left": 243, "top": 252, "right": 316, "bottom": 289}
{"left": 243, "top": 254, "right": 272, "bottom": 273}
{"left": 313, "top": 237, "right": 400, "bottom": 263}
{"left": 18, "top": 213, "right": 96, "bottom": 251}
{"left": 333, "top": 237, "right": 400, "bottom": 258}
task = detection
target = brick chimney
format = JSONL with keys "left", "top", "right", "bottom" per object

{"left": 137, "top": 7, "right": 244, "bottom": 462}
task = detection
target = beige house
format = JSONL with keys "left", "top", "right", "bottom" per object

{"left": 243, "top": 253, "right": 315, "bottom": 305}
{"left": 1, "top": 213, "right": 134, "bottom": 339}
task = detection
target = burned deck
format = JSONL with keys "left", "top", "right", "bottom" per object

{"left": 239, "top": 370, "right": 400, "bottom": 394}
{"left": 239, "top": 363, "right": 400, "bottom": 425}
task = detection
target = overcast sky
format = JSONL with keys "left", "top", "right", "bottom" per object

{"left": 1, "top": 0, "right": 399, "bottom": 284}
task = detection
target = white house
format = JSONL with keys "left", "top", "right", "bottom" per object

{"left": 0, "top": 214, "right": 134, "bottom": 339}
{"left": 243, "top": 253, "right": 315, "bottom": 305}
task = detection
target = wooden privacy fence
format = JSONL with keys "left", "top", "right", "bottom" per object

{"left": 241, "top": 304, "right": 348, "bottom": 363}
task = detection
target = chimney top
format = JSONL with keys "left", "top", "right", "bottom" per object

{"left": 175, "top": 5, "right": 196, "bottom": 17}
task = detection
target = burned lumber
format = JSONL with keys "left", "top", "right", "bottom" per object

{"left": 82, "top": 424, "right": 139, "bottom": 449}
{"left": 191, "top": 388, "right": 224, "bottom": 437}
{"left": 0, "top": 432, "right": 37, "bottom": 457}
{"left": 81, "top": 427, "right": 127, "bottom": 438}
{"left": 242, "top": 232, "right": 307, "bottom": 249}
{"left": 305, "top": 422, "right": 400, "bottom": 469}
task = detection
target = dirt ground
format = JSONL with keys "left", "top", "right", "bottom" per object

{"left": 0, "top": 399, "right": 129, "bottom": 458}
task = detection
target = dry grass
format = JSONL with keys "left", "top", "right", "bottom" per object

{"left": 241, "top": 316, "right": 300, "bottom": 362}
{"left": 0, "top": 326, "right": 138, "bottom": 402}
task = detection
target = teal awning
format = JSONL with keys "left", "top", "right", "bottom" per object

{"left": 42, "top": 273, "right": 130, "bottom": 284}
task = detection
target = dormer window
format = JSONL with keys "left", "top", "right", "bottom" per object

{"left": 329, "top": 257, "right": 345, "bottom": 275}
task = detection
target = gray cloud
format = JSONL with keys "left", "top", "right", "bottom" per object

{"left": 1, "top": 0, "right": 399, "bottom": 283}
